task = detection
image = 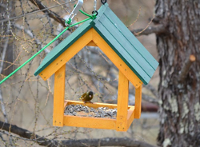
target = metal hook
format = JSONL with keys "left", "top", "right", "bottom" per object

{"left": 101, "top": 0, "right": 107, "bottom": 5}
{"left": 66, "top": 0, "right": 83, "bottom": 24}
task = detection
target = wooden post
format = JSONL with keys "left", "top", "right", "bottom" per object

{"left": 53, "top": 65, "right": 66, "bottom": 126}
{"left": 134, "top": 85, "right": 142, "bottom": 118}
{"left": 116, "top": 71, "right": 129, "bottom": 131}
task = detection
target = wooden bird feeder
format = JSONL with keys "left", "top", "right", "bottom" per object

{"left": 34, "top": 3, "right": 158, "bottom": 131}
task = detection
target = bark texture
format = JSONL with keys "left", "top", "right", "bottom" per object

{"left": 155, "top": 0, "right": 200, "bottom": 147}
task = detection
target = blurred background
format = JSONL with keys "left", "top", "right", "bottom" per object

{"left": 0, "top": 0, "right": 159, "bottom": 146}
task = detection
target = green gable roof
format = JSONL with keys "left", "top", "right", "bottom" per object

{"left": 34, "top": 3, "right": 158, "bottom": 85}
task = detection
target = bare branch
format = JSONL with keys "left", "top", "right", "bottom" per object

{"left": 0, "top": 28, "right": 10, "bottom": 76}
{"left": 144, "top": 84, "right": 159, "bottom": 99}
{"left": 178, "top": 54, "right": 196, "bottom": 82}
{"left": 0, "top": 120, "right": 156, "bottom": 147}
{"left": 14, "top": 24, "right": 50, "bottom": 54}
{"left": 0, "top": 121, "right": 53, "bottom": 146}
{"left": 61, "top": 137, "right": 157, "bottom": 147}
{"left": 0, "top": 3, "right": 11, "bottom": 123}
{"left": 131, "top": 24, "right": 166, "bottom": 36}
{"left": 29, "top": 0, "right": 66, "bottom": 27}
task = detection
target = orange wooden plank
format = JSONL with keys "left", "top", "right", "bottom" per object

{"left": 39, "top": 29, "right": 93, "bottom": 81}
{"left": 116, "top": 71, "right": 129, "bottom": 131}
{"left": 134, "top": 85, "right": 142, "bottom": 118}
{"left": 87, "top": 40, "right": 97, "bottom": 46}
{"left": 92, "top": 28, "right": 142, "bottom": 88}
{"left": 53, "top": 65, "right": 66, "bottom": 127}
{"left": 127, "top": 106, "right": 135, "bottom": 129}
{"left": 63, "top": 115, "right": 116, "bottom": 130}
{"left": 65, "top": 100, "right": 119, "bottom": 109}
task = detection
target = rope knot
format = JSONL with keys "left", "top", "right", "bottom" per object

{"left": 65, "top": 18, "right": 72, "bottom": 25}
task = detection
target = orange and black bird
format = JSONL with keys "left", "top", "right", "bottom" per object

{"left": 80, "top": 91, "right": 93, "bottom": 103}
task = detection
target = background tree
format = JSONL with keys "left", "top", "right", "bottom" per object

{"left": 154, "top": 0, "right": 200, "bottom": 146}
{"left": 3, "top": 0, "right": 200, "bottom": 147}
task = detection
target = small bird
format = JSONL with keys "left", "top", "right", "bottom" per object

{"left": 80, "top": 91, "right": 93, "bottom": 103}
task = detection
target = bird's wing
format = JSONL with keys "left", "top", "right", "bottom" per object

{"left": 80, "top": 93, "right": 87, "bottom": 100}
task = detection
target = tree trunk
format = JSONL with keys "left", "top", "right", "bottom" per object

{"left": 155, "top": 0, "right": 200, "bottom": 146}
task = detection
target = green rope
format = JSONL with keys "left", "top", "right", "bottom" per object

{"left": 66, "top": 18, "right": 72, "bottom": 25}
{"left": 79, "top": 9, "right": 92, "bottom": 18}
{"left": 0, "top": 17, "right": 92, "bottom": 85}
{"left": 79, "top": 9, "right": 97, "bottom": 19}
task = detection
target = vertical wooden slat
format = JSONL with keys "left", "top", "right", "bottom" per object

{"left": 134, "top": 85, "right": 142, "bottom": 118}
{"left": 116, "top": 71, "right": 129, "bottom": 131}
{"left": 53, "top": 65, "right": 65, "bottom": 126}
{"left": 127, "top": 106, "right": 135, "bottom": 129}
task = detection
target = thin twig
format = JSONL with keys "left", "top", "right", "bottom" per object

{"left": 29, "top": 0, "right": 67, "bottom": 27}
{"left": 134, "top": 15, "right": 155, "bottom": 35}
{"left": 14, "top": 24, "right": 50, "bottom": 54}
{"left": 131, "top": 24, "right": 166, "bottom": 36}
{"left": 0, "top": 1, "right": 11, "bottom": 123}
{"left": 0, "top": 120, "right": 156, "bottom": 147}
{"left": 128, "top": 6, "right": 142, "bottom": 28}
{"left": 144, "top": 84, "right": 159, "bottom": 99}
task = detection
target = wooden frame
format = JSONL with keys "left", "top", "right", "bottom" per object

{"left": 34, "top": 2, "right": 159, "bottom": 131}
{"left": 62, "top": 85, "right": 142, "bottom": 131}
{"left": 53, "top": 68, "right": 142, "bottom": 131}
{"left": 47, "top": 28, "right": 143, "bottom": 131}
{"left": 39, "top": 28, "right": 142, "bottom": 88}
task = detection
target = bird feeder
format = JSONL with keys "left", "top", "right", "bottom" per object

{"left": 34, "top": 3, "right": 158, "bottom": 131}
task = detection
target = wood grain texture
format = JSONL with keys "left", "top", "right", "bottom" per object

{"left": 64, "top": 100, "right": 136, "bottom": 131}
{"left": 127, "top": 106, "right": 135, "bottom": 129}
{"left": 53, "top": 65, "right": 65, "bottom": 127}
{"left": 63, "top": 115, "right": 116, "bottom": 130}
{"left": 116, "top": 71, "right": 129, "bottom": 131}
{"left": 134, "top": 85, "right": 142, "bottom": 119}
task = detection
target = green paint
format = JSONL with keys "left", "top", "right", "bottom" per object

{"left": 92, "top": 3, "right": 158, "bottom": 84}
{"left": 34, "top": 3, "right": 158, "bottom": 85}
{"left": 93, "top": 22, "right": 149, "bottom": 84}
{"left": 104, "top": 5, "right": 158, "bottom": 70}
{"left": 97, "top": 14, "right": 155, "bottom": 77}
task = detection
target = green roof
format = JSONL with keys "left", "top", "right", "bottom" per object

{"left": 35, "top": 3, "right": 158, "bottom": 85}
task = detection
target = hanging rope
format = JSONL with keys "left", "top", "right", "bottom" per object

{"left": 0, "top": 9, "right": 98, "bottom": 85}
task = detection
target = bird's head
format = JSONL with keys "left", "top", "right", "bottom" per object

{"left": 88, "top": 91, "right": 93, "bottom": 98}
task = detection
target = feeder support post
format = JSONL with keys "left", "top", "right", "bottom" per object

{"left": 134, "top": 85, "right": 142, "bottom": 118}
{"left": 116, "top": 71, "right": 129, "bottom": 131}
{"left": 53, "top": 65, "right": 66, "bottom": 127}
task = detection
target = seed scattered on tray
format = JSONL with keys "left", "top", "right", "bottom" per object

{"left": 64, "top": 104, "right": 117, "bottom": 119}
